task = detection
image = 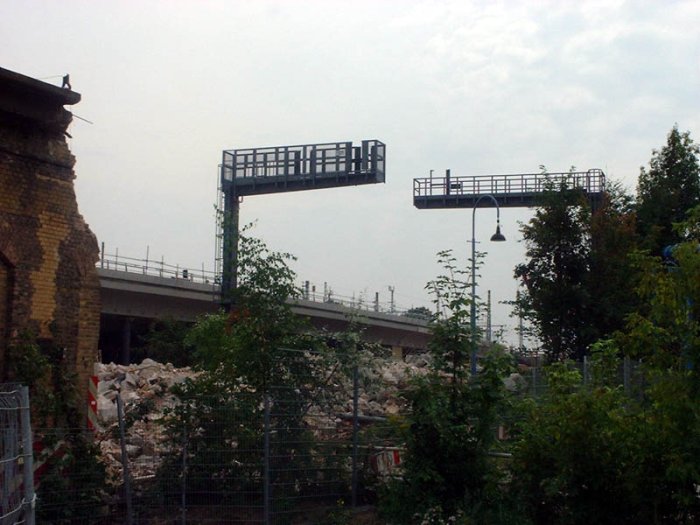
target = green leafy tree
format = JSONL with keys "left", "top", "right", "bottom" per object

{"left": 619, "top": 206, "right": 700, "bottom": 369}
{"left": 381, "top": 250, "right": 517, "bottom": 523}
{"left": 511, "top": 210, "right": 700, "bottom": 524}
{"left": 510, "top": 344, "right": 643, "bottom": 525}
{"left": 615, "top": 207, "right": 700, "bottom": 521}
{"left": 514, "top": 181, "right": 593, "bottom": 361}
{"left": 189, "top": 231, "right": 305, "bottom": 389}
{"left": 157, "top": 231, "right": 364, "bottom": 516}
{"left": 637, "top": 125, "right": 700, "bottom": 255}
{"left": 514, "top": 177, "right": 638, "bottom": 362}
{"left": 137, "top": 318, "right": 193, "bottom": 367}
{"left": 426, "top": 249, "right": 474, "bottom": 385}
{"left": 587, "top": 182, "right": 640, "bottom": 341}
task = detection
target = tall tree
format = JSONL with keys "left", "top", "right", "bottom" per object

{"left": 587, "top": 182, "right": 639, "bottom": 340}
{"left": 515, "top": 182, "right": 592, "bottom": 361}
{"left": 515, "top": 175, "right": 639, "bottom": 362}
{"left": 637, "top": 125, "right": 700, "bottom": 254}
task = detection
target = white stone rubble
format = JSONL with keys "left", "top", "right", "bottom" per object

{"left": 92, "top": 353, "right": 525, "bottom": 484}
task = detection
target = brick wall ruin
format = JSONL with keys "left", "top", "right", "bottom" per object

{"left": 0, "top": 67, "right": 100, "bottom": 401}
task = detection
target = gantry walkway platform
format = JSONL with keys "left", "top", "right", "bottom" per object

{"left": 413, "top": 169, "right": 606, "bottom": 209}
{"left": 222, "top": 140, "right": 386, "bottom": 197}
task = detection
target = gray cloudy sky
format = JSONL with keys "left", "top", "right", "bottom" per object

{"left": 3, "top": 0, "right": 700, "bottom": 345}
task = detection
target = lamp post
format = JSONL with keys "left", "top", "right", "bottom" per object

{"left": 470, "top": 195, "right": 506, "bottom": 375}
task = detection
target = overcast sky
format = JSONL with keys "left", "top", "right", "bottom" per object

{"left": 3, "top": 0, "right": 700, "bottom": 346}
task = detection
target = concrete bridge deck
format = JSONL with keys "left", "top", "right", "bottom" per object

{"left": 98, "top": 268, "right": 431, "bottom": 363}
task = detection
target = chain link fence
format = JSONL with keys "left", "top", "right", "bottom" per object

{"left": 3, "top": 353, "right": 650, "bottom": 523}
{"left": 86, "top": 348, "right": 400, "bottom": 524}
{"left": 522, "top": 355, "right": 645, "bottom": 399}
{"left": 0, "top": 384, "right": 35, "bottom": 525}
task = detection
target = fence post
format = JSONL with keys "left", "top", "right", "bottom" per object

{"left": 181, "top": 417, "right": 187, "bottom": 525}
{"left": 116, "top": 394, "right": 134, "bottom": 525}
{"left": 20, "top": 386, "right": 35, "bottom": 525}
{"left": 531, "top": 363, "right": 537, "bottom": 397}
{"left": 263, "top": 393, "right": 271, "bottom": 525}
{"left": 351, "top": 365, "right": 359, "bottom": 508}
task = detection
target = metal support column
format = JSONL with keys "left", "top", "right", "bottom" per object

{"left": 221, "top": 191, "right": 240, "bottom": 308}
{"left": 116, "top": 394, "right": 134, "bottom": 525}
{"left": 351, "top": 365, "right": 360, "bottom": 507}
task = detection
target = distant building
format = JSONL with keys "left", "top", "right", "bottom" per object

{"left": 0, "top": 67, "right": 100, "bottom": 404}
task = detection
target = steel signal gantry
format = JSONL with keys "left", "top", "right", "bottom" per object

{"left": 218, "top": 140, "right": 386, "bottom": 304}
{"left": 413, "top": 169, "right": 606, "bottom": 210}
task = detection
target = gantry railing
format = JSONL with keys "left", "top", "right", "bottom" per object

{"left": 413, "top": 169, "right": 606, "bottom": 209}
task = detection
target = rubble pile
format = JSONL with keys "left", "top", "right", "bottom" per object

{"left": 358, "top": 354, "right": 432, "bottom": 416}
{"left": 302, "top": 354, "right": 432, "bottom": 432}
{"left": 92, "top": 354, "right": 436, "bottom": 482}
{"left": 93, "top": 359, "right": 198, "bottom": 482}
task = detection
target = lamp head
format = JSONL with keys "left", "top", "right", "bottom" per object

{"left": 490, "top": 224, "right": 506, "bottom": 242}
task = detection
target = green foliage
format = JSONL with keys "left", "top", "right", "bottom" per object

{"left": 5, "top": 329, "right": 50, "bottom": 388}
{"left": 588, "top": 183, "right": 640, "bottom": 339}
{"left": 5, "top": 330, "right": 110, "bottom": 519}
{"left": 381, "top": 349, "right": 517, "bottom": 524}
{"left": 610, "top": 210, "right": 700, "bottom": 520}
{"left": 381, "top": 251, "right": 517, "bottom": 524}
{"left": 515, "top": 176, "right": 638, "bottom": 362}
{"left": 511, "top": 345, "right": 642, "bottom": 525}
{"left": 618, "top": 208, "right": 700, "bottom": 370}
{"left": 187, "top": 231, "right": 308, "bottom": 389}
{"left": 158, "top": 231, "right": 367, "bottom": 516}
{"left": 320, "top": 499, "right": 353, "bottom": 525}
{"left": 35, "top": 430, "right": 109, "bottom": 524}
{"left": 138, "top": 318, "right": 193, "bottom": 367}
{"left": 511, "top": 342, "right": 700, "bottom": 524}
{"left": 6, "top": 329, "right": 87, "bottom": 428}
{"left": 513, "top": 209, "right": 700, "bottom": 523}
{"left": 414, "top": 506, "right": 470, "bottom": 525}
{"left": 514, "top": 180, "right": 593, "bottom": 361}
{"left": 637, "top": 125, "right": 700, "bottom": 254}
{"left": 425, "top": 249, "right": 476, "bottom": 382}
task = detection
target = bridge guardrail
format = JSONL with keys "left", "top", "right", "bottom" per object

{"left": 96, "top": 249, "right": 435, "bottom": 321}
{"left": 98, "top": 252, "right": 219, "bottom": 285}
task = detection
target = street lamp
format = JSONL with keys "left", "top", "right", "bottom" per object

{"left": 470, "top": 195, "right": 506, "bottom": 375}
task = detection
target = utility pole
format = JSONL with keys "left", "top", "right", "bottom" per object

{"left": 486, "top": 290, "right": 492, "bottom": 343}
{"left": 517, "top": 290, "right": 524, "bottom": 352}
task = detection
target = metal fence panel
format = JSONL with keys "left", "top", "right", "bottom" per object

{"left": 89, "top": 347, "right": 403, "bottom": 524}
{"left": 0, "top": 385, "right": 34, "bottom": 525}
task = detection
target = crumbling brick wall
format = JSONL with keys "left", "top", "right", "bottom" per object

{"left": 0, "top": 67, "right": 100, "bottom": 405}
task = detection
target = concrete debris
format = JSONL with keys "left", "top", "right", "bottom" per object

{"left": 93, "top": 359, "right": 198, "bottom": 483}
{"left": 504, "top": 372, "right": 528, "bottom": 392}
{"left": 92, "top": 354, "right": 523, "bottom": 485}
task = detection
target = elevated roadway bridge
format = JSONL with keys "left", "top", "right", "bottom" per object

{"left": 97, "top": 267, "right": 430, "bottom": 365}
